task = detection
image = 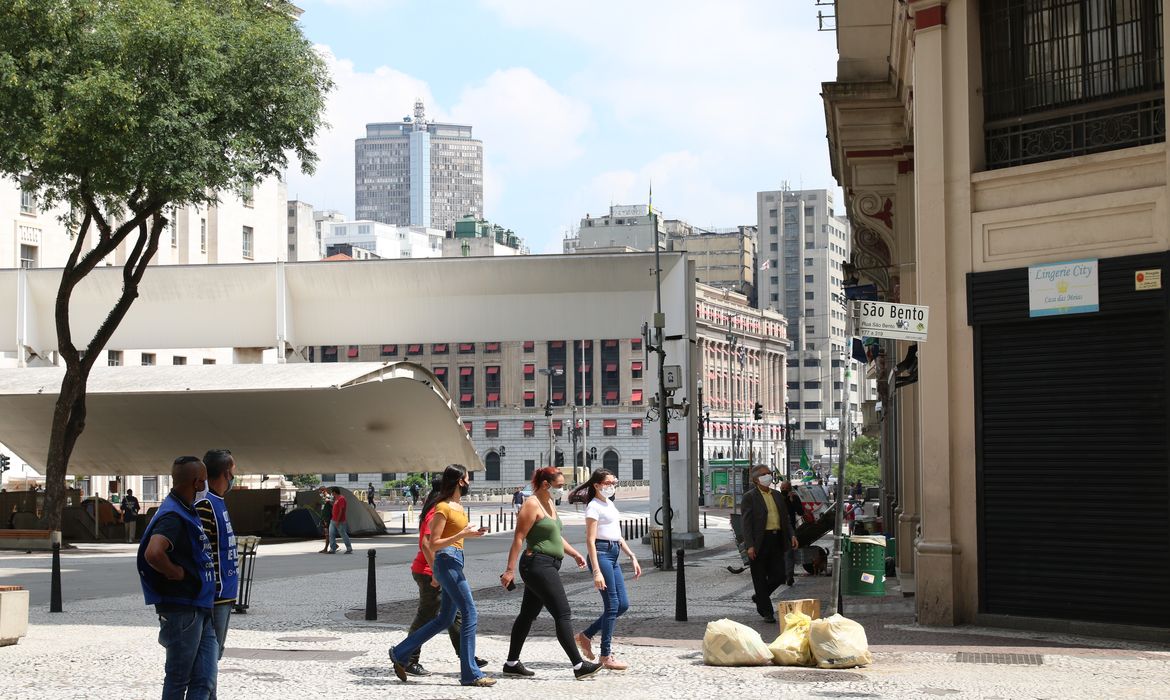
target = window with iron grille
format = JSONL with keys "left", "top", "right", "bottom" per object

{"left": 981, "top": 0, "right": 1164, "bottom": 169}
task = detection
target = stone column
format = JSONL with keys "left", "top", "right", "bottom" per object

{"left": 895, "top": 158, "right": 920, "bottom": 580}
{"left": 909, "top": 0, "right": 960, "bottom": 625}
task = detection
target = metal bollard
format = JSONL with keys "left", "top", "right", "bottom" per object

{"left": 675, "top": 549, "right": 687, "bottom": 621}
{"left": 365, "top": 549, "right": 377, "bottom": 621}
{"left": 480, "top": 515, "right": 484, "bottom": 530}
{"left": 510, "top": 512, "right": 515, "bottom": 530}
{"left": 401, "top": 513, "right": 406, "bottom": 534}
{"left": 703, "top": 512, "right": 708, "bottom": 529}
{"left": 50, "top": 541, "right": 63, "bottom": 613}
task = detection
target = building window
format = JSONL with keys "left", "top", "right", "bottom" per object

{"left": 805, "top": 401, "right": 822, "bottom": 409}
{"left": 631, "top": 360, "right": 643, "bottom": 379}
{"left": 141, "top": 353, "right": 156, "bottom": 366}
{"left": 552, "top": 420, "right": 564, "bottom": 437}
{"left": 523, "top": 420, "right": 535, "bottom": 437}
{"left": 631, "top": 338, "right": 642, "bottom": 352}
{"left": 523, "top": 390, "right": 535, "bottom": 408}
{"left": 631, "top": 389, "right": 643, "bottom": 405}
{"left": 203, "top": 359, "right": 216, "bottom": 365}
{"left": 173, "top": 356, "right": 187, "bottom": 365}
{"left": 108, "top": 350, "right": 122, "bottom": 367}
{"left": 485, "top": 452, "right": 501, "bottom": 481}
{"left": 631, "top": 419, "right": 643, "bottom": 436}
{"left": 347, "top": 345, "right": 360, "bottom": 359}
{"left": 524, "top": 459, "right": 535, "bottom": 480}
{"left": 523, "top": 363, "right": 535, "bottom": 380}
{"left": 432, "top": 343, "right": 449, "bottom": 354}
{"left": 603, "top": 419, "right": 617, "bottom": 437}
{"left": 603, "top": 449, "right": 619, "bottom": 479}
{"left": 348, "top": 473, "right": 358, "bottom": 482}
{"left": 322, "top": 345, "right": 338, "bottom": 363}
{"left": 241, "top": 182, "right": 254, "bottom": 207}
{"left": 200, "top": 218, "right": 207, "bottom": 254}
{"left": 458, "top": 342, "right": 475, "bottom": 354}
{"left": 19, "top": 244, "right": 37, "bottom": 269}
{"left": 770, "top": 242, "right": 778, "bottom": 251}
{"left": 381, "top": 344, "right": 398, "bottom": 357}
{"left": 407, "top": 344, "right": 423, "bottom": 356}
{"left": 485, "top": 421, "right": 499, "bottom": 438}
{"left": 523, "top": 340, "right": 535, "bottom": 353}
{"left": 321, "top": 473, "right": 335, "bottom": 482}
{"left": 981, "top": 0, "right": 1165, "bottom": 169}
{"left": 804, "top": 274, "right": 814, "bottom": 283}
{"left": 19, "top": 177, "right": 35, "bottom": 214}
{"left": 433, "top": 367, "right": 447, "bottom": 390}
{"left": 242, "top": 226, "right": 254, "bottom": 259}
{"left": 464, "top": 421, "right": 473, "bottom": 437}
{"left": 805, "top": 422, "right": 822, "bottom": 431}
{"left": 459, "top": 366, "right": 474, "bottom": 408}
{"left": 485, "top": 342, "right": 500, "bottom": 353}
{"left": 485, "top": 366, "right": 501, "bottom": 407}
{"left": 632, "top": 458, "right": 644, "bottom": 481}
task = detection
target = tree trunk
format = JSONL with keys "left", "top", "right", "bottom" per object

{"left": 40, "top": 367, "right": 88, "bottom": 532}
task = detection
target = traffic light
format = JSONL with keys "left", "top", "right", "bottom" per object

{"left": 544, "top": 401, "right": 553, "bottom": 417}
{"left": 0, "top": 454, "right": 9, "bottom": 472}
{"left": 752, "top": 402, "right": 763, "bottom": 421}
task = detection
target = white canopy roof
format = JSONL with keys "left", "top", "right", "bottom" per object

{"left": 0, "top": 362, "right": 481, "bottom": 476}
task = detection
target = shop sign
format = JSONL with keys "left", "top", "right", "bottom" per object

{"left": 1135, "top": 269, "right": 1162, "bottom": 291}
{"left": 1028, "top": 259, "right": 1098, "bottom": 317}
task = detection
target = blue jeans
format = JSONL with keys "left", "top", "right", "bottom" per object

{"left": 157, "top": 607, "right": 218, "bottom": 700}
{"left": 582, "top": 541, "right": 630, "bottom": 657}
{"left": 208, "top": 602, "right": 232, "bottom": 700}
{"left": 328, "top": 521, "right": 352, "bottom": 552}
{"left": 391, "top": 547, "right": 484, "bottom": 685}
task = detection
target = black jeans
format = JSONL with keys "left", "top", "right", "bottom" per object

{"left": 408, "top": 571, "right": 462, "bottom": 664}
{"left": 750, "top": 531, "right": 787, "bottom": 618}
{"left": 506, "top": 552, "right": 582, "bottom": 665}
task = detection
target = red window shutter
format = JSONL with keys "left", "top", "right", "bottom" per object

{"left": 460, "top": 367, "right": 473, "bottom": 376}
{"left": 523, "top": 340, "right": 534, "bottom": 351}
{"left": 463, "top": 421, "right": 472, "bottom": 432}
{"left": 603, "top": 419, "right": 617, "bottom": 429}
{"left": 347, "top": 346, "right": 359, "bottom": 358}
{"left": 632, "top": 419, "right": 643, "bottom": 430}
{"left": 487, "top": 392, "right": 499, "bottom": 402}
{"left": 631, "top": 361, "right": 642, "bottom": 371}
{"left": 486, "top": 366, "right": 499, "bottom": 374}
{"left": 461, "top": 393, "right": 473, "bottom": 402}
{"left": 631, "top": 389, "right": 643, "bottom": 403}
{"left": 552, "top": 391, "right": 563, "bottom": 401}
{"left": 485, "top": 421, "right": 498, "bottom": 431}
{"left": 523, "top": 420, "right": 534, "bottom": 430}
{"left": 605, "top": 363, "right": 617, "bottom": 372}
{"left": 382, "top": 344, "right": 397, "bottom": 354}
{"left": 552, "top": 420, "right": 563, "bottom": 430}
{"left": 523, "top": 390, "right": 535, "bottom": 400}
{"left": 433, "top": 367, "right": 446, "bottom": 375}
{"left": 550, "top": 340, "right": 564, "bottom": 348}
{"left": 605, "top": 390, "right": 618, "bottom": 400}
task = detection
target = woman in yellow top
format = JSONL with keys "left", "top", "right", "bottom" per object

{"left": 390, "top": 465, "right": 494, "bottom": 687}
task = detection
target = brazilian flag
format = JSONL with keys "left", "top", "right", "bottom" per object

{"left": 800, "top": 448, "right": 811, "bottom": 473}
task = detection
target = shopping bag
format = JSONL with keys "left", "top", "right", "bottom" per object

{"left": 808, "top": 613, "right": 873, "bottom": 669}
{"left": 768, "top": 611, "right": 814, "bottom": 666}
{"left": 702, "top": 618, "right": 773, "bottom": 666}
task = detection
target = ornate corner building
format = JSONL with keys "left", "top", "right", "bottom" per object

{"left": 825, "top": 0, "right": 1169, "bottom": 631}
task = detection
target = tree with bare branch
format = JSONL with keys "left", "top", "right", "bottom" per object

{"left": 0, "top": 0, "right": 332, "bottom": 531}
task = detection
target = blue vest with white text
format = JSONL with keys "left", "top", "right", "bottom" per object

{"left": 136, "top": 493, "right": 215, "bottom": 609}
{"left": 201, "top": 491, "right": 239, "bottom": 601}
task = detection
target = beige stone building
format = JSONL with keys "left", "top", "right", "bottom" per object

{"left": 825, "top": 0, "right": 1168, "bottom": 631}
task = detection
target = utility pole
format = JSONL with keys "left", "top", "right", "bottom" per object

{"left": 651, "top": 194, "right": 674, "bottom": 571}
{"left": 697, "top": 380, "right": 705, "bottom": 507}
{"left": 581, "top": 340, "right": 588, "bottom": 483}
{"left": 827, "top": 300, "right": 857, "bottom": 616}
{"left": 785, "top": 405, "right": 793, "bottom": 480}
{"left": 572, "top": 402, "right": 579, "bottom": 483}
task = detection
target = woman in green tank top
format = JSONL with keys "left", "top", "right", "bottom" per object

{"left": 498, "top": 468, "right": 602, "bottom": 680}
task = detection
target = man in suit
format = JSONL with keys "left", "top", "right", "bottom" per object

{"left": 740, "top": 465, "right": 798, "bottom": 623}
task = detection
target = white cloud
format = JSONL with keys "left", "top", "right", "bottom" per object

{"left": 450, "top": 68, "right": 591, "bottom": 172}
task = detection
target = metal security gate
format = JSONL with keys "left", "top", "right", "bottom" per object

{"left": 969, "top": 253, "right": 1170, "bottom": 628}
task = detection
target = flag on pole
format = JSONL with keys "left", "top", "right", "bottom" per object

{"left": 648, "top": 182, "right": 653, "bottom": 216}
{"left": 799, "top": 447, "right": 811, "bottom": 472}
{"left": 759, "top": 259, "right": 771, "bottom": 271}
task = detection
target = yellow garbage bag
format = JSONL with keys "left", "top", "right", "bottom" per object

{"left": 768, "top": 611, "right": 814, "bottom": 666}
{"left": 702, "top": 618, "right": 774, "bottom": 666}
{"left": 808, "top": 613, "right": 873, "bottom": 669}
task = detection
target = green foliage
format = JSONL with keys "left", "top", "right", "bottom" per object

{"left": 286, "top": 474, "right": 320, "bottom": 489}
{"left": 383, "top": 474, "right": 429, "bottom": 492}
{"left": 844, "top": 435, "right": 881, "bottom": 486}
{"left": 0, "top": 0, "right": 332, "bottom": 212}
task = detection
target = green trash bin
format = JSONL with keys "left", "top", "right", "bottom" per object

{"left": 887, "top": 536, "right": 896, "bottom": 563}
{"left": 842, "top": 535, "right": 886, "bottom": 596}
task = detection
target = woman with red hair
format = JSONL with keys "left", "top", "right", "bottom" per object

{"left": 498, "top": 467, "right": 602, "bottom": 680}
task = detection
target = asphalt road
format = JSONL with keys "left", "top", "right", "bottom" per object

{"left": 0, "top": 497, "right": 658, "bottom": 606}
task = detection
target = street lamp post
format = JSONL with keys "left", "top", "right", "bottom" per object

{"left": 539, "top": 367, "right": 563, "bottom": 467}
{"left": 697, "top": 379, "right": 705, "bottom": 507}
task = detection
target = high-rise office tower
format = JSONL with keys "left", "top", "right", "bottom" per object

{"left": 354, "top": 100, "right": 483, "bottom": 231}
{"left": 756, "top": 187, "right": 861, "bottom": 471}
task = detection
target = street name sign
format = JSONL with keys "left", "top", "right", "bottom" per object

{"left": 856, "top": 301, "right": 929, "bottom": 342}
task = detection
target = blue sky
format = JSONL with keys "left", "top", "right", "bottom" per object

{"left": 287, "top": 0, "right": 842, "bottom": 253}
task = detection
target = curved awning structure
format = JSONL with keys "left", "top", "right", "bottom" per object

{"left": 0, "top": 362, "right": 481, "bottom": 476}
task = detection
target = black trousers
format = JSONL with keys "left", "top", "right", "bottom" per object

{"left": 750, "top": 531, "right": 787, "bottom": 618}
{"left": 408, "top": 571, "right": 462, "bottom": 664}
{"left": 506, "top": 552, "right": 582, "bottom": 665}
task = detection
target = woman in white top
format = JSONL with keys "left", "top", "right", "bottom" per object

{"left": 568, "top": 468, "right": 641, "bottom": 670}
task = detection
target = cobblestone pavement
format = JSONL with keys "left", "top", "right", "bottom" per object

{"left": 2, "top": 529, "right": 1168, "bottom": 699}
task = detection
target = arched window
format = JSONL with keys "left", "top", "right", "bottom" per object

{"left": 603, "top": 449, "right": 619, "bottom": 479}
{"left": 554, "top": 450, "right": 564, "bottom": 468}
{"left": 485, "top": 451, "right": 501, "bottom": 481}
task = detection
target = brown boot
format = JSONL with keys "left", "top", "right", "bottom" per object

{"left": 599, "top": 655, "right": 628, "bottom": 671}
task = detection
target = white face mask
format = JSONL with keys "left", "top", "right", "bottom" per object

{"left": 600, "top": 486, "right": 617, "bottom": 499}
{"left": 548, "top": 487, "right": 564, "bottom": 501}
{"left": 758, "top": 475, "right": 773, "bottom": 488}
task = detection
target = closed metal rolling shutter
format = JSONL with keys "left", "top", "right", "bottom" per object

{"left": 970, "top": 253, "right": 1169, "bottom": 627}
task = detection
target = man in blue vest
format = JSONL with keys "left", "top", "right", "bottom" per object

{"left": 138, "top": 456, "right": 217, "bottom": 700}
{"left": 196, "top": 449, "right": 239, "bottom": 690}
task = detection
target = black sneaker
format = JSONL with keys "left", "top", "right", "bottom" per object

{"left": 475, "top": 656, "right": 488, "bottom": 668}
{"left": 388, "top": 646, "right": 408, "bottom": 682}
{"left": 574, "top": 660, "right": 602, "bottom": 680}
{"left": 404, "top": 661, "right": 430, "bottom": 677}
{"left": 503, "top": 661, "right": 535, "bottom": 677}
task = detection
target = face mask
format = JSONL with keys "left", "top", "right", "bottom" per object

{"left": 600, "top": 486, "right": 616, "bottom": 499}
{"left": 225, "top": 477, "right": 235, "bottom": 493}
{"left": 758, "top": 475, "right": 773, "bottom": 487}
{"left": 549, "top": 487, "right": 564, "bottom": 501}
{"left": 460, "top": 482, "right": 470, "bottom": 497}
